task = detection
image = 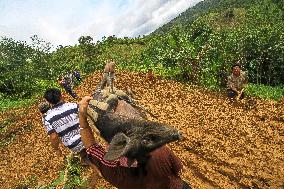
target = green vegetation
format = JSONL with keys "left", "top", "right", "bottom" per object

{"left": 1, "top": 1, "right": 283, "bottom": 188}
{"left": 246, "top": 84, "right": 284, "bottom": 100}
{"left": 11, "top": 155, "right": 88, "bottom": 189}
{"left": 153, "top": 0, "right": 258, "bottom": 35}
{"left": 0, "top": 118, "right": 13, "bottom": 134}
{"left": 38, "top": 155, "right": 87, "bottom": 189}
{"left": 0, "top": 0, "right": 283, "bottom": 108}
{"left": 0, "top": 99, "right": 36, "bottom": 112}
{"left": 13, "top": 175, "right": 38, "bottom": 189}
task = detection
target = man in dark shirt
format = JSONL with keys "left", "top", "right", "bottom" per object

{"left": 58, "top": 75, "right": 79, "bottom": 99}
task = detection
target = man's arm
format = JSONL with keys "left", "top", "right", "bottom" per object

{"left": 49, "top": 132, "right": 62, "bottom": 155}
{"left": 104, "top": 62, "right": 110, "bottom": 73}
{"left": 43, "top": 118, "right": 62, "bottom": 155}
{"left": 243, "top": 71, "right": 249, "bottom": 86}
{"left": 78, "top": 96, "right": 97, "bottom": 149}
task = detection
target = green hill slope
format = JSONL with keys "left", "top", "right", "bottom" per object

{"left": 153, "top": 0, "right": 259, "bottom": 34}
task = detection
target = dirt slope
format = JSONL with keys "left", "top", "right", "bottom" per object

{"left": 0, "top": 71, "right": 283, "bottom": 189}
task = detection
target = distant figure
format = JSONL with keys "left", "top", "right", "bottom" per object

{"left": 58, "top": 75, "right": 78, "bottom": 99}
{"left": 99, "top": 60, "right": 116, "bottom": 93}
{"left": 73, "top": 70, "right": 82, "bottom": 83}
{"left": 227, "top": 63, "right": 248, "bottom": 100}
{"left": 65, "top": 72, "right": 75, "bottom": 88}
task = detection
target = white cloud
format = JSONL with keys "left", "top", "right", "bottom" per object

{"left": 87, "top": 0, "right": 202, "bottom": 39}
{"left": 0, "top": 0, "right": 202, "bottom": 46}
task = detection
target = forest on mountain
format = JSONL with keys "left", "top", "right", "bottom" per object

{"left": 0, "top": 0, "right": 284, "bottom": 188}
{"left": 0, "top": 0, "right": 283, "bottom": 107}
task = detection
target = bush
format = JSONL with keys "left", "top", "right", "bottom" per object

{"left": 245, "top": 83, "right": 284, "bottom": 100}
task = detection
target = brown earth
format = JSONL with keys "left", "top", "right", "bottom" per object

{"left": 0, "top": 71, "right": 283, "bottom": 189}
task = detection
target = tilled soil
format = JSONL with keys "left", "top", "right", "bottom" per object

{"left": 0, "top": 71, "right": 283, "bottom": 189}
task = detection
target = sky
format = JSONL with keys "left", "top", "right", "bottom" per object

{"left": 0, "top": 0, "right": 202, "bottom": 46}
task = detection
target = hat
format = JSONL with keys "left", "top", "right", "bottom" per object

{"left": 38, "top": 102, "right": 50, "bottom": 114}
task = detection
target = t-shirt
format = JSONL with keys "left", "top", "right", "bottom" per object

{"left": 227, "top": 70, "right": 248, "bottom": 91}
{"left": 43, "top": 102, "right": 84, "bottom": 153}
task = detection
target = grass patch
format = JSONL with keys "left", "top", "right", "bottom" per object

{"left": 12, "top": 174, "right": 38, "bottom": 189}
{"left": 0, "top": 98, "right": 36, "bottom": 112}
{"left": 0, "top": 118, "right": 13, "bottom": 134}
{"left": 0, "top": 133, "right": 16, "bottom": 148}
{"left": 245, "top": 83, "right": 284, "bottom": 100}
{"left": 38, "top": 155, "right": 87, "bottom": 189}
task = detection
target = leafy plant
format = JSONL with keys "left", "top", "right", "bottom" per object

{"left": 37, "top": 155, "right": 87, "bottom": 189}
{"left": 245, "top": 83, "right": 284, "bottom": 100}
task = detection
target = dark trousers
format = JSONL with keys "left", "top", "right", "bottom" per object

{"left": 99, "top": 73, "right": 114, "bottom": 93}
{"left": 227, "top": 89, "right": 244, "bottom": 99}
{"left": 63, "top": 86, "right": 78, "bottom": 99}
{"left": 75, "top": 76, "right": 82, "bottom": 83}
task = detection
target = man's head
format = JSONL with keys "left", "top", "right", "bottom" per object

{"left": 38, "top": 102, "right": 50, "bottom": 114}
{"left": 231, "top": 63, "right": 241, "bottom": 76}
{"left": 106, "top": 59, "right": 114, "bottom": 65}
{"left": 44, "top": 88, "right": 62, "bottom": 105}
{"left": 58, "top": 75, "right": 64, "bottom": 81}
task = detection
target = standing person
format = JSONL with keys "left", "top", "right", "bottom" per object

{"left": 42, "top": 88, "right": 87, "bottom": 161}
{"left": 99, "top": 60, "right": 116, "bottom": 93}
{"left": 57, "top": 75, "right": 78, "bottom": 99}
{"left": 65, "top": 72, "right": 75, "bottom": 88}
{"left": 227, "top": 63, "right": 248, "bottom": 100}
{"left": 78, "top": 96, "right": 191, "bottom": 189}
{"left": 73, "top": 70, "right": 82, "bottom": 83}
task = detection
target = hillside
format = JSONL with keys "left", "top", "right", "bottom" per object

{"left": 153, "top": 0, "right": 258, "bottom": 34}
{"left": 1, "top": 71, "right": 283, "bottom": 189}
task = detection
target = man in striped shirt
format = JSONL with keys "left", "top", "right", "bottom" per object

{"left": 43, "top": 88, "right": 84, "bottom": 156}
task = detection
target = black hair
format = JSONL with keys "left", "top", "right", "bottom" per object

{"left": 231, "top": 63, "right": 241, "bottom": 71}
{"left": 44, "top": 88, "right": 62, "bottom": 105}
